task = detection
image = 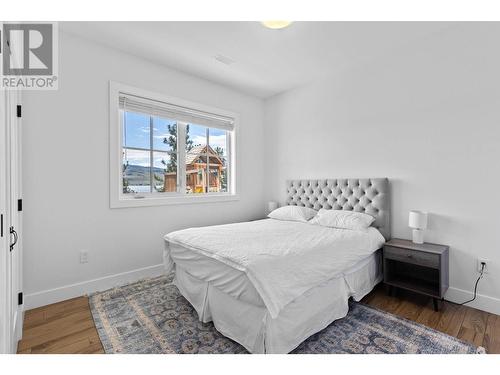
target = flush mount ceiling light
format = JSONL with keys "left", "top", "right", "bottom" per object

{"left": 261, "top": 21, "right": 293, "bottom": 30}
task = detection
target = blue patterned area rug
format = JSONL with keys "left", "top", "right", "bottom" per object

{"left": 89, "top": 275, "right": 484, "bottom": 354}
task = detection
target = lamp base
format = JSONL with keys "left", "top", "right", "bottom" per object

{"left": 412, "top": 229, "right": 424, "bottom": 244}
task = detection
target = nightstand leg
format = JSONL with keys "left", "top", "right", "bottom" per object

{"left": 386, "top": 285, "right": 397, "bottom": 296}
{"left": 433, "top": 298, "right": 439, "bottom": 312}
{"left": 386, "top": 285, "right": 392, "bottom": 296}
{"left": 391, "top": 286, "right": 397, "bottom": 297}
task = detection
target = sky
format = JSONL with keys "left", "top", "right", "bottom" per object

{"left": 123, "top": 111, "right": 227, "bottom": 168}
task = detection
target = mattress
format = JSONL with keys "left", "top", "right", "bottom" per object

{"left": 169, "top": 241, "right": 379, "bottom": 307}
{"left": 164, "top": 218, "right": 385, "bottom": 318}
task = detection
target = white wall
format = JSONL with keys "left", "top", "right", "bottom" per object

{"left": 22, "top": 31, "right": 265, "bottom": 307}
{"left": 264, "top": 23, "right": 500, "bottom": 314}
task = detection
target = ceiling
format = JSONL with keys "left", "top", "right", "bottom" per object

{"left": 61, "top": 22, "right": 452, "bottom": 98}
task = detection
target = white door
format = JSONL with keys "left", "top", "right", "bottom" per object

{"left": 9, "top": 88, "right": 23, "bottom": 349}
{"left": 0, "top": 87, "right": 9, "bottom": 353}
{"left": 0, "top": 87, "right": 23, "bottom": 354}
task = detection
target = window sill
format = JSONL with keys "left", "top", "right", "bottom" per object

{"left": 110, "top": 193, "right": 240, "bottom": 208}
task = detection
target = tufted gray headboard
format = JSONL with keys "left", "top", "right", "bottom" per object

{"left": 285, "top": 178, "right": 390, "bottom": 240}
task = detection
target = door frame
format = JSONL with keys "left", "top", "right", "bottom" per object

{"left": 0, "top": 85, "right": 10, "bottom": 353}
{"left": 10, "top": 87, "right": 23, "bottom": 349}
{"left": 0, "top": 86, "right": 23, "bottom": 354}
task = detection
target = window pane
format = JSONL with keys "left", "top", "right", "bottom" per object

{"left": 153, "top": 151, "right": 177, "bottom": 193}
{"left": 208, "top": 128, "right": 227, "bottom": 193}
{"left": 185, "top": 124, "right": 208, "bottom": 194}
{"left": 123, "top": 112, "right": 150, "bottom": 150}
{"left": 208, "top": 152, "right": 224, "bottom": 193}
{"left": 122, "top": 148, "right": 151, "bottom": 194}
{"left": 208, "top": 166, "right": 220, "bottom": 193}
{"left": 153, "top": 117, "right": 176, "bottom": 152}
{"left": 209, "top": 128, "right": 227, "bottom": 157}
{"left": 186, "top": 123, "right": 207, "bottom": 151}
{"left": 219, "top": 156, "right": 228, "bottom": 193}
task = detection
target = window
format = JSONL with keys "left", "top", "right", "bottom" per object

{"left": 110, "top": 82, "right": 237, "bottom": 207}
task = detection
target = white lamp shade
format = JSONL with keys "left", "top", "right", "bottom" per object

{"left": 268, "top": 201, "right": 279, "bottom": 212}
{"left": 409, "top": 210, "right": 428, "bottom": 229}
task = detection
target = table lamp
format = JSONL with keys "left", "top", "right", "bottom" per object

{"left": 409, "top": 210, "right": 428, "bottom": 244}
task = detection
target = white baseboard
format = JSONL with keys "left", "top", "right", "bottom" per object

{"left": 24, "top": 264, "right": 165, "bottom": 310}
{"left": 445, "top": 287, "right": 500, "bottom": 315}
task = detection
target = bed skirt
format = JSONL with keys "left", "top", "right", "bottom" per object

{"left": 171, "top": 250, "right": 382, "bottom": 354}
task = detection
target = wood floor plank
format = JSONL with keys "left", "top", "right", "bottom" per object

{"left": 416, "top": 299, "right": 445, "bottom": 329}
{"left": 18, "top": 311, "right": 96, "bottom": 351}
{"left": 364, "top": 286, "right": 403, "bottom": 313}
{"left": 24, "top": 303, "right": 91, "bottom": 330}
{"left": 22, "top": 309, "right": 92, "bottom": 339}
{"left": 75, "top": 341, "right": 105, "bottom": 354}
{"left": 42, "top": 297, "right": 90, "bottom": 319}
{"left": 437, "top": 303, "right": 467, "bottom": 338}
{"left": 47, "top": 337, "right": 95, "bottom": 354}
{"left": 483, "top": 314, "right": 500, "bottom": 354}
{"left": 457, "top": 307, "right": 489, "bottom": 347}
{"left": 23, "top": 308, "right": 47, "bottom": 330}
{"left": 393, "top": 293, "right": 428, "bottom": 322}
{"left": 29, "top": 327, "right": 102, "bottom": 354}
{"left": 361, "top": 289, "right": 385, "bottom": 309}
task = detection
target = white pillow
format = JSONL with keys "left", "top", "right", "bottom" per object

{"left": 268, "top": 206, "right": 318, "bottom": 223}
{"left": 309, "top": 209, "right": 375, "bottom": 230}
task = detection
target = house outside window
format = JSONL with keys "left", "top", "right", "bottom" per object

{"left": 110, "top": 82, "right": 238, "bottom": 208}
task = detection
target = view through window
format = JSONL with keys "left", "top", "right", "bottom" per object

{"left": 122, "top": 111, "right": 230, "bottom": 196}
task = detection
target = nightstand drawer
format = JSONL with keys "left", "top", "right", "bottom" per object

{"left": 384, "top": 246, "right": 440, "bottom": 268}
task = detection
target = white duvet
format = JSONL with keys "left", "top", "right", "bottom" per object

{"left": 164, "top": 219, "right": 385, "bottom": 319}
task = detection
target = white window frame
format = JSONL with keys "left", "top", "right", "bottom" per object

{"left": 109, "top": 81, "right": 238, "bottom": 208}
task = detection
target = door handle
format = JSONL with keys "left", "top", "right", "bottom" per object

{"left": 10, "top": 227, "right": 18, "bottom": 252}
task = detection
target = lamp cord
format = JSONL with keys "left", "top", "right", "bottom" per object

{"left": 456, "top": 262, "right": 485, "bottom": 306}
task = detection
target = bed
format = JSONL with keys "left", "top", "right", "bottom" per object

{"left": 163, "top": 178, "right": 390, "bottom": 353}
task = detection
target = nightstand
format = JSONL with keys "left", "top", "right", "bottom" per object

{"left": 383, "top": 238, "right": 449, "bottom": 311}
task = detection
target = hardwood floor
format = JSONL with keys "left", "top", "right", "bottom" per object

{"left": 361, "top": 285, "right": 500, "bottom": 353}
{"left": 17, "top": 284, "right": 500, "bottom": 354}
{"left": 17, "top": 296, "right": 104, "bottom": 354}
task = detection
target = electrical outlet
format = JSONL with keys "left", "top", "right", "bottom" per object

{"left": 79, "top": 250, "right": 89, "bottom": 264}
{"left": 477, "top": 258, "right": 489, "bottom": 274}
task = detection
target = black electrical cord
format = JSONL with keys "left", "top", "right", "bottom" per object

{"left": 456, "top": 262, "right": 485, "bottom": 306}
